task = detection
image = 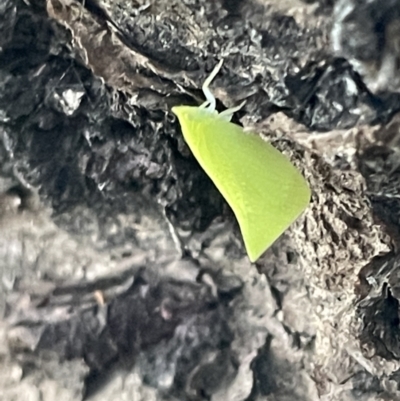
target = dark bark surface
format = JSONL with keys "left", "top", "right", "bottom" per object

{"left": 1, "top": 0, "right": 400, "bottom": 400}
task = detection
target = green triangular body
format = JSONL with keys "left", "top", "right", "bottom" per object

{"left": 173, "top": 106, "right": 310, "bottom": 262}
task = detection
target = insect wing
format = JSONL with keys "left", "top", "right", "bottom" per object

{"left": 173, "top": 106, "right": 310, "bottom": 262}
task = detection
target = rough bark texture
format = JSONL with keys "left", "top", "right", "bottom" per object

{"left": 1, "top": 0, "right": 400, "bottom": 400}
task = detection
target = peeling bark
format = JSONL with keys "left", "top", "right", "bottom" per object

{"left": 1, "top": 0, "right": 400, "bottom": 400}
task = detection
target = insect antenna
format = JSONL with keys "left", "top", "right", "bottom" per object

{"left": 201, "top": 59, "right": 223, "bottom": 112}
